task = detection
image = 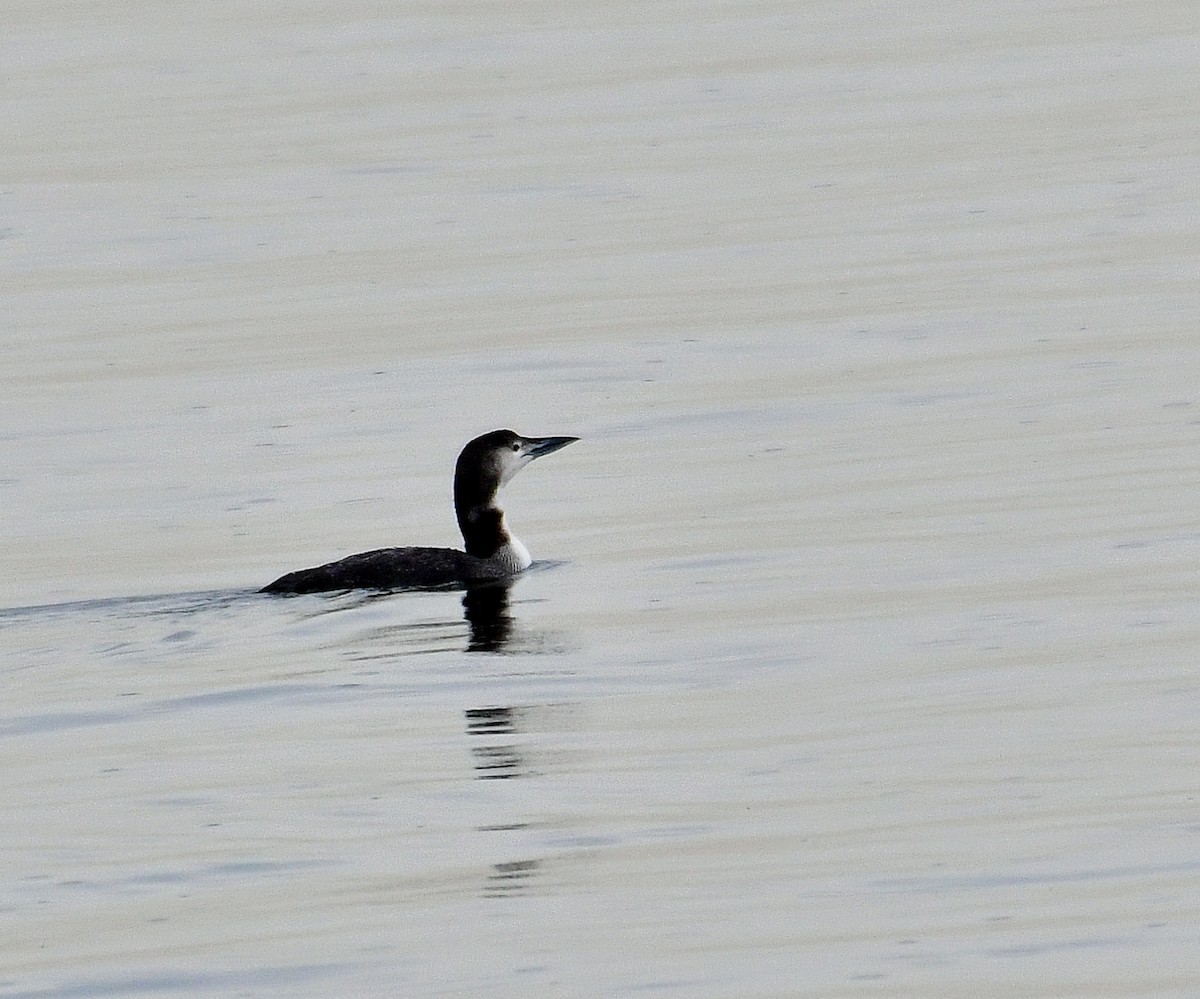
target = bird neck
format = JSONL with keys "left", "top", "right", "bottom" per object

{"left": 457, "top": 503, "right": 509, "bottom": 558}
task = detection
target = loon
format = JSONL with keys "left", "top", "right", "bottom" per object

{"left": 261, "top": 429, "right": 578, "bottom": 595}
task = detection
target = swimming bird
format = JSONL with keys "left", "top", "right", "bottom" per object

{"left": 260, "top": 430, "right": 578, "bottom": 594}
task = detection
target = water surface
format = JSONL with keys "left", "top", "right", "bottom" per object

{"left": 3, "top": 1, "right": 1198, "bottom": 996}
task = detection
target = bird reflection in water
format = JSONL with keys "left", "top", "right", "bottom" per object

{"left": 467, "top": 706, "right": 543, "bottom": 897}
{"left": 482, "top": 859, "right": 541, "bottom": 898}
{"left": 311, "top": 580, "right": 521, "bottom": 656}
{"left": 465, "top": 705, "right": 530, "bottom": 779}
{"left": 461, "top": 581, "right": 514, "bottom": 652}
{"left": 465, "top": 705, "right": 520, "bottom": 734}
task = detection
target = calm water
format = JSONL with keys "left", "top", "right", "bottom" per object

{"left": 4, "top": 2, "right": 1199, "bottom": 996}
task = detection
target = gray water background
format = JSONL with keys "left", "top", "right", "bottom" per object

{"left": 3, "top": 2, "right": 1199, "bottom": 996}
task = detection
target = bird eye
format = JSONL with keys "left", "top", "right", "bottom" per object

{"left": 511, "top": 443, "right": 520, "bottom": 452}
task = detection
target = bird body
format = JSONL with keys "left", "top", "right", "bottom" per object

{"left": 261, "top": 430, "right": 576, "bottom": 594}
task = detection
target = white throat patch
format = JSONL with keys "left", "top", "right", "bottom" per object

{"left": 487, "top": 536, "right": 532, "bottom": 573}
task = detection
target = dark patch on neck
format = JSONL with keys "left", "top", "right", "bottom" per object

{"left": 458, "top": 506, "right": 507, "bottom": 558}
